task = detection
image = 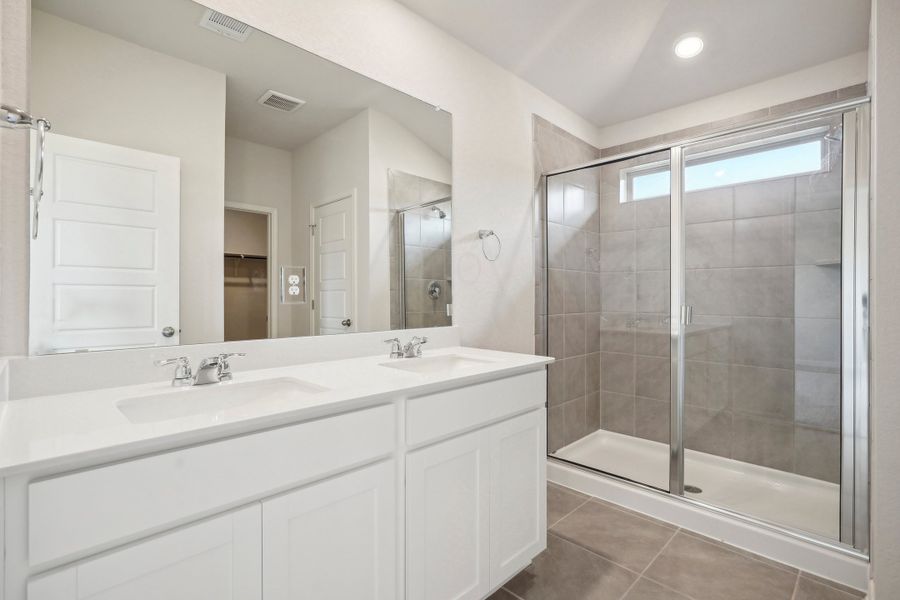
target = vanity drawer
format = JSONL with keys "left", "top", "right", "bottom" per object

{"left": 405, "top": 370, "right": 546, "bottom": 448}
{"left": 28, "top": 403, "right": 395, "bottom": 568}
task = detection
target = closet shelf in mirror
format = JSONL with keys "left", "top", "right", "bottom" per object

{"left": 225, "top": 253, "right": 267, "bottom": 260}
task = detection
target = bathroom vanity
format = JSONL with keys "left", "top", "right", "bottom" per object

{"left": 0, "top": 346, "right": 550, "bottom": 600}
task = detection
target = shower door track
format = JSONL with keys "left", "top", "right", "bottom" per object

{"left": 541, "top": 96, "right": 871, "bottom": 556}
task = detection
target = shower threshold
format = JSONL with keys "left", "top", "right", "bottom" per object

{"left": 553, "top": 428, "right": 839, "bottom": 540}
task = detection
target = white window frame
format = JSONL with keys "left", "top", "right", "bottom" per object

{"left": 619, "top": 125, "right": 834, "bottom": 203}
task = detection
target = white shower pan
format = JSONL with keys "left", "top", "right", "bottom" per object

{"left": 553, "top": 428, "right": 839, "bottom": 540}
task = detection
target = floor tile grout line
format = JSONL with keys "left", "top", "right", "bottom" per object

{"left": 547, "top": 495, "right": 590, "bottom": 530}
{"left": 583, "top": 496, "right": 680, "bottom": 532}
{"left": 615, "top": 527, "right": 686, "bottom": 600}
{"left": 797, "top": 573, "right": 867, "bottom": 599}
{"left": 677, "top": 527, "right": 800, "bottom": 576}
{"left": 790, "top": 571, "right": 801, "bottom": 600}
{"left": 499, "top": 586, "right": 526, "bottom": 600}
{"left": 545, "top": 530, "right": 648, "bottom": 578}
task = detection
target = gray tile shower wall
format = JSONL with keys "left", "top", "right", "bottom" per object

{"left": 532, "top": 115, "right": 602, "bottom": 452}
{"left": 388, "top": 170, "right": 452, "bottom": 329}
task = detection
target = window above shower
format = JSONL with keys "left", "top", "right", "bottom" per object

{"left": 621, "top": 127, "right": 834, "bottom": 203}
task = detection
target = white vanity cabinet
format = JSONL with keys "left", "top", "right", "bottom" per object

{"left": 4, "top": 364, "right": 549, "bottom": 600}
{"left": 262, "top": 460, "right": 397, "bottom": 600}
{"left": 405, "top": 371, "right": 547, "bottom": 600}
{"left": 28, "top": 505, "right": 262, "bottom": 600}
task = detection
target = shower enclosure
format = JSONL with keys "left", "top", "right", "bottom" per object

{"left": 394, "top": 199, "right": 452, "bottom": 328}
{"left": 542, "top": 100, "right": 869, "bottom": 554}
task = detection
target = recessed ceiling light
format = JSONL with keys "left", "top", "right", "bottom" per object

{"left": 674, "top": 35, "right": 704, "bottom": 59}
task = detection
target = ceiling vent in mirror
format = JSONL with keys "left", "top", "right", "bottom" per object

{"left": 198, "top": 9, "right": 252, "bottom": 42}
{"left": 257, "top": 90, "right": 306, "bottom": 113}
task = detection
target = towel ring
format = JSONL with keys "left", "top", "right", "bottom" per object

{"left": 478, "top": 229, "right": 501, "bottom": 261}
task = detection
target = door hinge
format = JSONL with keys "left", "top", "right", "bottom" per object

{"left": 680, "top": 304, "right": 694, "bottom": 325}
{"left": 309, "top": 224, "right": 317, "bottom": 236}
{"left": 311, "top": 299, "right": 315, "bottom": 310}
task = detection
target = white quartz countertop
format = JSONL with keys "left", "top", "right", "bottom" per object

{"left": 0, "top": 346, "right": 552, "bottom": 476}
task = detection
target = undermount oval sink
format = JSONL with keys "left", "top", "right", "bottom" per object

{"left": 117, "top": 377, "right": 329, "bottom": 424}
{"left": 379, "top": 354, "right": 495, "bottom": 375}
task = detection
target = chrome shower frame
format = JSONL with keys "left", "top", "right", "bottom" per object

{"left": 542, "top": 96, "right": 871, "bottom": 556}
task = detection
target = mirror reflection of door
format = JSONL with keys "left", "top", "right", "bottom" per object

{"left": 224, "top": 208, "right": 270, "bottom": 341}
{"left": 311, "top": 194, "right": 356, "bottom": 335}
{"left": 28, "top": 131, "right": 181, "bottom": 354}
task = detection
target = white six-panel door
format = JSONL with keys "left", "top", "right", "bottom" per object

{"left": 311, "top": 194, "right": 356, "bottom": 335}
{"left": 262, "top": 460, "right": 396, "bottom": 599}
{"left": 29, "top": 131, "right": 180, "bottom": 354}
{"left": 27, "top": 505, "right": 261, "bottom": 600}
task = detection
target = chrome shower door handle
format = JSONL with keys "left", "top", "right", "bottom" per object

{"left": 341, "top": 318, "right": 352, "bottom": 327}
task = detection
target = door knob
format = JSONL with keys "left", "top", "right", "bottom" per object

{"left": 162, "top": 326, "right": 176, "bottom": 338}
{"left": 341, "top": 318, "right": 352, "bottom": 327}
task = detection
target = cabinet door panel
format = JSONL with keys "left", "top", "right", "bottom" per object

{"left": 407, "top": 429, "right": 490, "bottom": 600}
{"left": 262, "top": 460, "right": 396, "bottom": 600}
{"left": 28, "top": 505, "right": 261, "bottom": 600}
{"left": 489, "top": 409, "right": 547, "bottom": 587}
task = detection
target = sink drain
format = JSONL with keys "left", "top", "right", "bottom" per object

{"left": 685, "top": 485, "right": 703, "bottom": 494}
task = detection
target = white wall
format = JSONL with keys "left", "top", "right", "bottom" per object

{"left": 0, "top": 0, "right": 29, "bottom": 357}
{"left": 869, "top": 0, "right": 900, "bottom": 596}
{"left": 291, "top": 109, "right": 370, "bottom": 337}
{"left": 595, "top": 52, "right": 869, "bottom": 148}
{"left": 291, "top": 108, "right": 452, "bottom": 335}
{"left": 225, "top": 136, "right": 294, "bottom": 337}
{"left": 30, "top": 10, "right": 227, "bottom": 345}
{"left": 370, "top": 109, "right": 451, "bottom": 331}
{"left": 199, "top": 0, "right": 603, "bottom": 353}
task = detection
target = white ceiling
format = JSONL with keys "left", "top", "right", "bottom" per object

{"left": 397, "top": 0, "right": 870, "bottom": 127}
{"left": 34, "top": 0, "right": 451, "bottom": 157}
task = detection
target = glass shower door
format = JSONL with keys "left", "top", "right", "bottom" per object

{"left": 679, "top": 114, "right": 847, "bottom": 540}
{"left": 547, "top": 150, "right": 673, "bottom": 491}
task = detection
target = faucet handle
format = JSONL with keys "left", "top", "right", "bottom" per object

{"left": 384, "top": 338, "right": 403, "bottom": 359}
{"left": 216, "top": 352, "right": 245, "bottom": 374}
{"left": 404, "top": 336, "right": 428, "bottom": 357}
{"left": 155, "top": 356, "right": 192, "bottom": 386}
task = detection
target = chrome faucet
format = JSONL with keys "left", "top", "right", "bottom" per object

{"left": 402, "top": 336, "right": 428, "bottom": 358}
{"left": 383, "top": 336, "right": 429, "bottom": 359}
{"left": 155, "top": 352, "right": 245, "bottom": 386}
{"left": 194, "top": 353, "right": 246, "bottom": 385}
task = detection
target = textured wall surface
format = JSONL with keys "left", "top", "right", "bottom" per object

{"left": 870, "top": 0, "right": 900, "bottom": 595}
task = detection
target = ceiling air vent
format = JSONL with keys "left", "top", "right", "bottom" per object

{"left": 198, "top": 9, "right": 252, "bottom": 42}
{"left": 257, "top": 90, "right": 306, "bottom": 113}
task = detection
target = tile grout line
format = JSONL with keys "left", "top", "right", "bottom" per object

{"left": 500, "top": 492, "right": 589, "bottom": 599}
{"left": 790, "top": 571, "right": 801, "bottom": 600}
{"left": 499, "top": 586, "right": 526, "bottom": 600}
{"left": 615, "top": 526, "right": 685, "bottom": 600}
{"left": 581, "top": 495, "right": 680, "bottom": 533}
{"left": 797, "top": 573, "right": 867, "bottom": 599}
{"left": 546, "top": 494, "right": 590, "bottom": 530}
{"left": 677, "top": 528, "right": 800, "bottom": 576}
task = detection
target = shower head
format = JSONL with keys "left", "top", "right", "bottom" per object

{"left": 431, "top": 206, "right": 447, "bottom": 219}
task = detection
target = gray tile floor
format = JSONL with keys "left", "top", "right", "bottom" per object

{"left": 489, "top": 483, "right": 866, "bottom": 600}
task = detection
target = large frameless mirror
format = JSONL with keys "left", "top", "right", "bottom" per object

{"left": 26, "top": 0, "right": 452, "bottom": 355}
